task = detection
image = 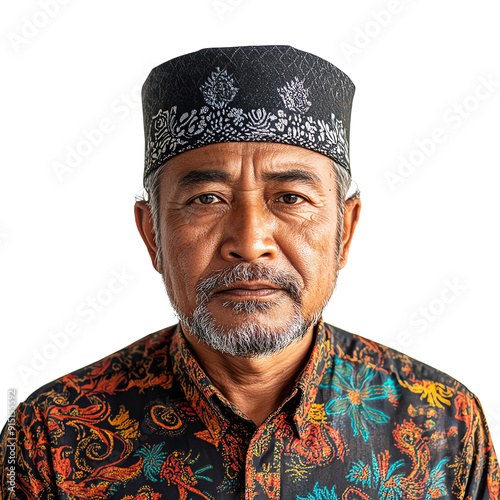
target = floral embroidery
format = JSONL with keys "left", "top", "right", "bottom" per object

{"left": 136, "top": 445, "right": 214, "bottom": 499}
{"left": 277, "top": 76, "right": 312, "bottom": 113}
{"left": 399, "top": 379, "right": 454, "bottom": 409}
{"left": 322, "top": 360, "right": 399, "bottom": 442}
{"left": 144, "top": 68, "right": 351, "bottom": 176}
{"left": 297, "top": 482, "right": 339, "bottom": 500}
{"left": 200, "top": 67, "right": 239, "bottom": 109}
{"left": 347, "top": 451, "right": 405, "bottom": 498}
{"left": 347, "top": 449, "right": 449, "bottom": 500}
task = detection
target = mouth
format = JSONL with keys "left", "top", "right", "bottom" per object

{"left": 213, "top": 282, "right": 283, "bottom": 300}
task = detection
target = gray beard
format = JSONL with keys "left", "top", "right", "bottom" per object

{"left": 166, "top": 263, "right": 335, "bottom": 358}
{"left": 183, "top": 299, "right": 311, "bottom": 358}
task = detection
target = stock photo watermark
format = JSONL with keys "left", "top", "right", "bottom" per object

{"left": 388, "top": 277, "right": 467, "bottom": 353}
{"left": 340, "top": 0, "right": 416, "bottom": 64}
{"left": 212, "top": 0, "right": 245, "bottom": 20}
{"left": 4, "top": 388, "right": 18, "bottom": 494}
{"left": 384, "top": 74, "right": 499, "bottom": 191}
{"left": 17, "top": 268, "right": 134, "bottom": 383}
{"left": 485, "top": 404, "right": 500, "bottom": 442}
{"left": 51, "top": 85, "right": 142, "bottom": 182}
{"left": 7, "top": 0, "right": 72, "bottom": 54}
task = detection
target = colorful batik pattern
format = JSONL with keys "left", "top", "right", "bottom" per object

{"left": 1, "top": 320, "right": 498, "bottom": 499}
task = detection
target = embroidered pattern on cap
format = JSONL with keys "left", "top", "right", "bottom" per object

{"left": 145, "top": 68, "right": 350, "bottom": 175}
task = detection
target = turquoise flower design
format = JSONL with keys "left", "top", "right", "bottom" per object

{"left": 135, "top": 443, "right": 213, "bottom": 484}
{"left": 347, "top": 451, "right": 405, "bottom": 499}
{"left": 322, "top": 360, "right": 399, "bottom": 442}
{"left": 135, "top": 443, "right": 168, "bottom": 482}
{"left": 297, "top": 481, "right": 339, "bottom": 500}
{"left": 425, "top": 459, "right": 449, "bottom": 499}
{"left": 346, "top": 451, "right": 449, "bottom": 500}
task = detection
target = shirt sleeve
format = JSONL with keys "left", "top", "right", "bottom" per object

{"left": 462, "top": 395, "right": 500, "bottom": 499}
{"left": 0, "top": 401, "right": 56, "bottom": 500}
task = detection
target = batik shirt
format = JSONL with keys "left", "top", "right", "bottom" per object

{"left": 1, "top": 320, "right": 499, "bottom": 499}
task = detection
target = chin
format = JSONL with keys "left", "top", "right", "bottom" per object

{"left": 184, "top": 299, "right": 312, "bottom": 357}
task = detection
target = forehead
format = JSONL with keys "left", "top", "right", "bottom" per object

{"left": 161, "top": 142, "right": 334, "bottom": 183}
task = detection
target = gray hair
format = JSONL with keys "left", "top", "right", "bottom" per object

{"left": 137, "top": 157, "right": 360, "bottom": 272}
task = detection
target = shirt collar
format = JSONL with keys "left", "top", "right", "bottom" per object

{"left": 170, "top": 319, "right": 332, "bottom": 440}
{"left": 170, "top": 324, "right": 239, "bottom": 441}
{"left": 293, "top": 319, "right": 332, "bottom": 437}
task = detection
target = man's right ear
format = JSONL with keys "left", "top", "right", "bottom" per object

{"left": 134, "top": 201, "right": 161, "bottom": 273}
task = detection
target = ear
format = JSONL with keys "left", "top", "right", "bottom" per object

{"left": 338, "top": 198, "right": 361, "bottom": 269}
{"left": 134, "top": 201, "right": 161, "bottom": 273}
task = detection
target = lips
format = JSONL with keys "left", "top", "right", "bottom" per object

{"left": 213, "top": 282, "right": 282, "bottom": 299}
{"left": 195, "top": 264, "right": 303, "bottom": 305}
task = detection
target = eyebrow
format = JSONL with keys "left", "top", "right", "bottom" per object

{"left": 261, "top": 169, "right": 322, "bottom": 186}
{"left": 176, "top": 167, "right": 322, "bottom": 189}
{"left": 177, "top": 169, "right": 230, "bottom": 188}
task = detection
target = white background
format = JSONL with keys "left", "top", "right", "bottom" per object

{"left": 1, "top": 0, "right": 499, "bottom": 451}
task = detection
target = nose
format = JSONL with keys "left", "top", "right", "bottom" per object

{"left": 220, "top": 201, "right": 278, "bottom": 263}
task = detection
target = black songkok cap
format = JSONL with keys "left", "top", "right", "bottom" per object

{"left": 142, "top": 45, "right": 355, "bottom": 186}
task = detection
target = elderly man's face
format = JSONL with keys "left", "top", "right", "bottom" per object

{"left": 136, "top": 142, "right": 359, "bottom": 357}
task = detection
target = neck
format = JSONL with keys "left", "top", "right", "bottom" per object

{"left": 182, "top": 325, "right": 316, "bottom": 427}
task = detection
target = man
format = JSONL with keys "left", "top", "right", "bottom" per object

{"left": 1, "top": 45, "right": 498, "bottom": 499}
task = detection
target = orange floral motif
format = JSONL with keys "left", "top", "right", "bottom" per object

{"left": 122, "top": 485, "right": 162, "bottom": 500}
{"left": 255, "top": 464, "right": 280, "bottom": 499}
{"left": 108, "top": 406, "right": 140, "bottom": 442}
{"left": 341, "top": 486, "right": 370, "bottom": 499}
{"left": 58, "top": 460, "right": 143, "bottom": 499}
{"left": 392, "top": 420, "right": 431, "bottom": 499}
{"left": 400, "top": 380, "right": 454, "bottom": 409}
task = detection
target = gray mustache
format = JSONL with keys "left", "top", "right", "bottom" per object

{"left": 195, "top": 263, "right": 303, "bottom": 304}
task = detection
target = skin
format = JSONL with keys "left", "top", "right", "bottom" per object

{"left": 134, "top": 142, "right": 361, "bottom": 426}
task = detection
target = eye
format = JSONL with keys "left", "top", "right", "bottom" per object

{"left": 277, "top": 193, "right": 306, "bottom": 204}
{"left": 191, "top": 193, "right": 222, "bottom": 205}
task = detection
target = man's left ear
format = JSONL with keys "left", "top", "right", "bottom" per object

{"left": 339, "top": 198, "right": 361, "bottom": 269}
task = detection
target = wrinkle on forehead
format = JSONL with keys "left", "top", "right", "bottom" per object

{"left": 163, "top": 142, "right": 333, "bottom": 187}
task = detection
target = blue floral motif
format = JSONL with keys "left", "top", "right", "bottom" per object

{"left": 135, "top": 443, "right": 168, "bottom": 482}
{"left": 321, "top": 360, "right": 399, "bottom": 442}
{"left": 346, "top": 451, "right": 449, "bottom": 500}
{"left": 297, "top": 482, "right": 339, "bottom": 500}
{"left": 347, "top": 451, "right": 405, "bottom": 500}
{"left": 425, "top": 459, "right": 449, "bottom": 499}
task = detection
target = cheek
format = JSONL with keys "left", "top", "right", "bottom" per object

{"left": 282, "top": 211, "right": 338, "bottom": 279}
{"left": 160, "top": 219, "right": 222, "bottom": 303}
{"left": 279, "top": 212, "right": 338, "bottom": 313}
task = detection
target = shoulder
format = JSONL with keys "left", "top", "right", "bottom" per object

{"left": 22, "top": 324, "right": 179, "bottom": 411}
{"left": 323, "top": 322, "right": 500, "bottom": 498}
{"left": 324, "top": 322, "right": 472, "bottom": 402}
